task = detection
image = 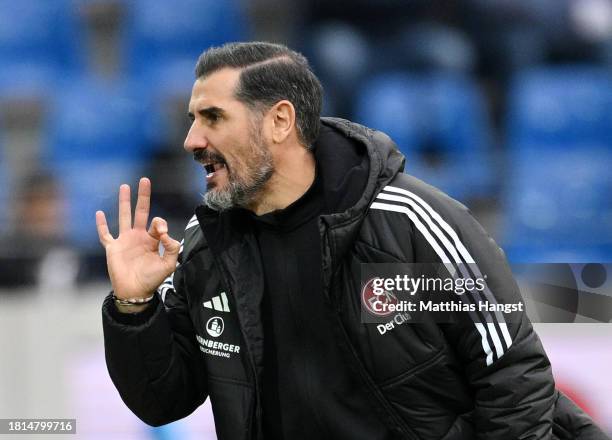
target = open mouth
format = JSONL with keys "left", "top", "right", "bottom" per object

{"left": 194, "top": 150, "right": 228, "bottom": 178}
{"left": 203, "top": 162, "right": 227, "bottom": 177}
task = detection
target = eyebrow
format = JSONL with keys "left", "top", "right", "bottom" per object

{"left": 188, "top": 106, "right": 226, "bottom": 121}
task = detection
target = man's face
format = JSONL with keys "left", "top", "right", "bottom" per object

{"left": 185, "top": 68, "right": 274, "bottom": 211}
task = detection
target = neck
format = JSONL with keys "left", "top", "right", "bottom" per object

{"left": 248, "top": 144, "right": 316, "bottom": 216}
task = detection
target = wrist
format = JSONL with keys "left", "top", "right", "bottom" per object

{"left": 112, "top": 292, "right": 156, "bottom": 314}
{"left": 104, "top": 292, "right": 160, "bottom": 324}
{"left": 114, "top": 302, "right": 152, "bottom": 314}
{"left": 112, "top": 292, "right": 156, "bottom": 305}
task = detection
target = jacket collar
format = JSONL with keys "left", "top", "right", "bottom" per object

{"left": 316, "top": 118, "right": 404, "bottom": 265}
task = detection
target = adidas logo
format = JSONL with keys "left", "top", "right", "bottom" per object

{"left": 203, "top": 292, "right": 230, "bottom": 313}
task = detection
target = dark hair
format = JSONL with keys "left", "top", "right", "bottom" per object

{"left": 195, "top": 42, "right": 323, "bottom": 148}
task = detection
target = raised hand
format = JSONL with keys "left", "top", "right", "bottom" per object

{"left": 96, "top": 177, "right": 181, "bottom": 300}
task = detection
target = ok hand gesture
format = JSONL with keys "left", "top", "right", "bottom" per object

{"left": 96, "top": 177, "right": 181, "bottom": 300}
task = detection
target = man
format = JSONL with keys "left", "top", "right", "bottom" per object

{"left": 98, "top": 42, "right": 609, "bottom": 439}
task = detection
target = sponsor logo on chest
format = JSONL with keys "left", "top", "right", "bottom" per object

{"left": 197, "top": 291, "right": 241, "bottom": 359}
{"left": 196, "top": 334, "right": 241, "bottom": 359}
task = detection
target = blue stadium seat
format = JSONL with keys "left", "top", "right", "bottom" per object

{"left": 423, "top": 73, "right": 495, "bottom": 198}
{"left": 44, "top": 75, "right": 154, "bottom": 164}
{"left": 143, "top": 58, "right": 196, "bottom": 100}
{"left": 507, "top": 67, "right": 612, "bottom": 149}
{"left": 43, "top": 75, "right": 158, "bottom": 248}
{"left": 55, "top": 160, "right": 144, "bottom": 250}
{"left": 137, "top": 57, "right": 197, "bottom": 141}
{"left": 0, "top": 0, "right": 82, "bottom": 70}
{"left": 125, "top": 0, "right": 248, "bottom": 73}
{"left": 354, "top": 72, "right": 423, "bottom": 150}
{"left": 355, "top": 72, "right": 495, "bottom": 200}
{"left": 502, "top": 67, "right": 612, "bottom": 262}
{"left": 0, "top": 62, "right": 58, "bottom": 101}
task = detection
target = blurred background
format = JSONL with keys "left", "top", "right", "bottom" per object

{"left": 0, "top": 0, "right": 611, "bottom": 438}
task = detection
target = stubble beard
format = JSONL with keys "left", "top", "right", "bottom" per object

{"left": 203, "top": 125, "right": 274, "bottom": 212}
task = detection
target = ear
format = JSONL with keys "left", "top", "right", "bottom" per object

{"left": 269, "top": 100, "right": 296, "bottom": 144}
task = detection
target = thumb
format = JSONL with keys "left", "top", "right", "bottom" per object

{"left": 160, "top": 233, "right": 181, "bottom": 263}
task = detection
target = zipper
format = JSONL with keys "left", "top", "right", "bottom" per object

{"left": 196, "top": 209, "right": 262, "bottom": 439}
{"left": 209, "top": 256, "right": 261, "bottom": 440}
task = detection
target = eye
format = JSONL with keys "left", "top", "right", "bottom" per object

{"left": 196, "top": 108, "right": 224, "bottom": 125}
{"left": 206, "top": 111, "right": 223, "bottom": 125}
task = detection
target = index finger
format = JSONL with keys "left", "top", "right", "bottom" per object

{"left": 96, "top": 210, "right": 114, "bottom": 247}
{"left": 133, "top": 177, "right": 151, "bottom": 230}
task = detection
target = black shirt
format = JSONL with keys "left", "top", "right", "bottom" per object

{"left": 251, "top": 165, "right": 389, "bottom": 440}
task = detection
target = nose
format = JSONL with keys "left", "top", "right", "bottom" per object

{"left": 183, "top": 122, "right": 209, "bottom": 153}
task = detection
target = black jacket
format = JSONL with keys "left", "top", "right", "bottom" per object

{"left": 102, "top": 118, "right": 609, "bottom": 440}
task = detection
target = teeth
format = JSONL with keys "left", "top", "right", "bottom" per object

{"left": 204, "top": 162, "right": 226, "bottom": 173}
